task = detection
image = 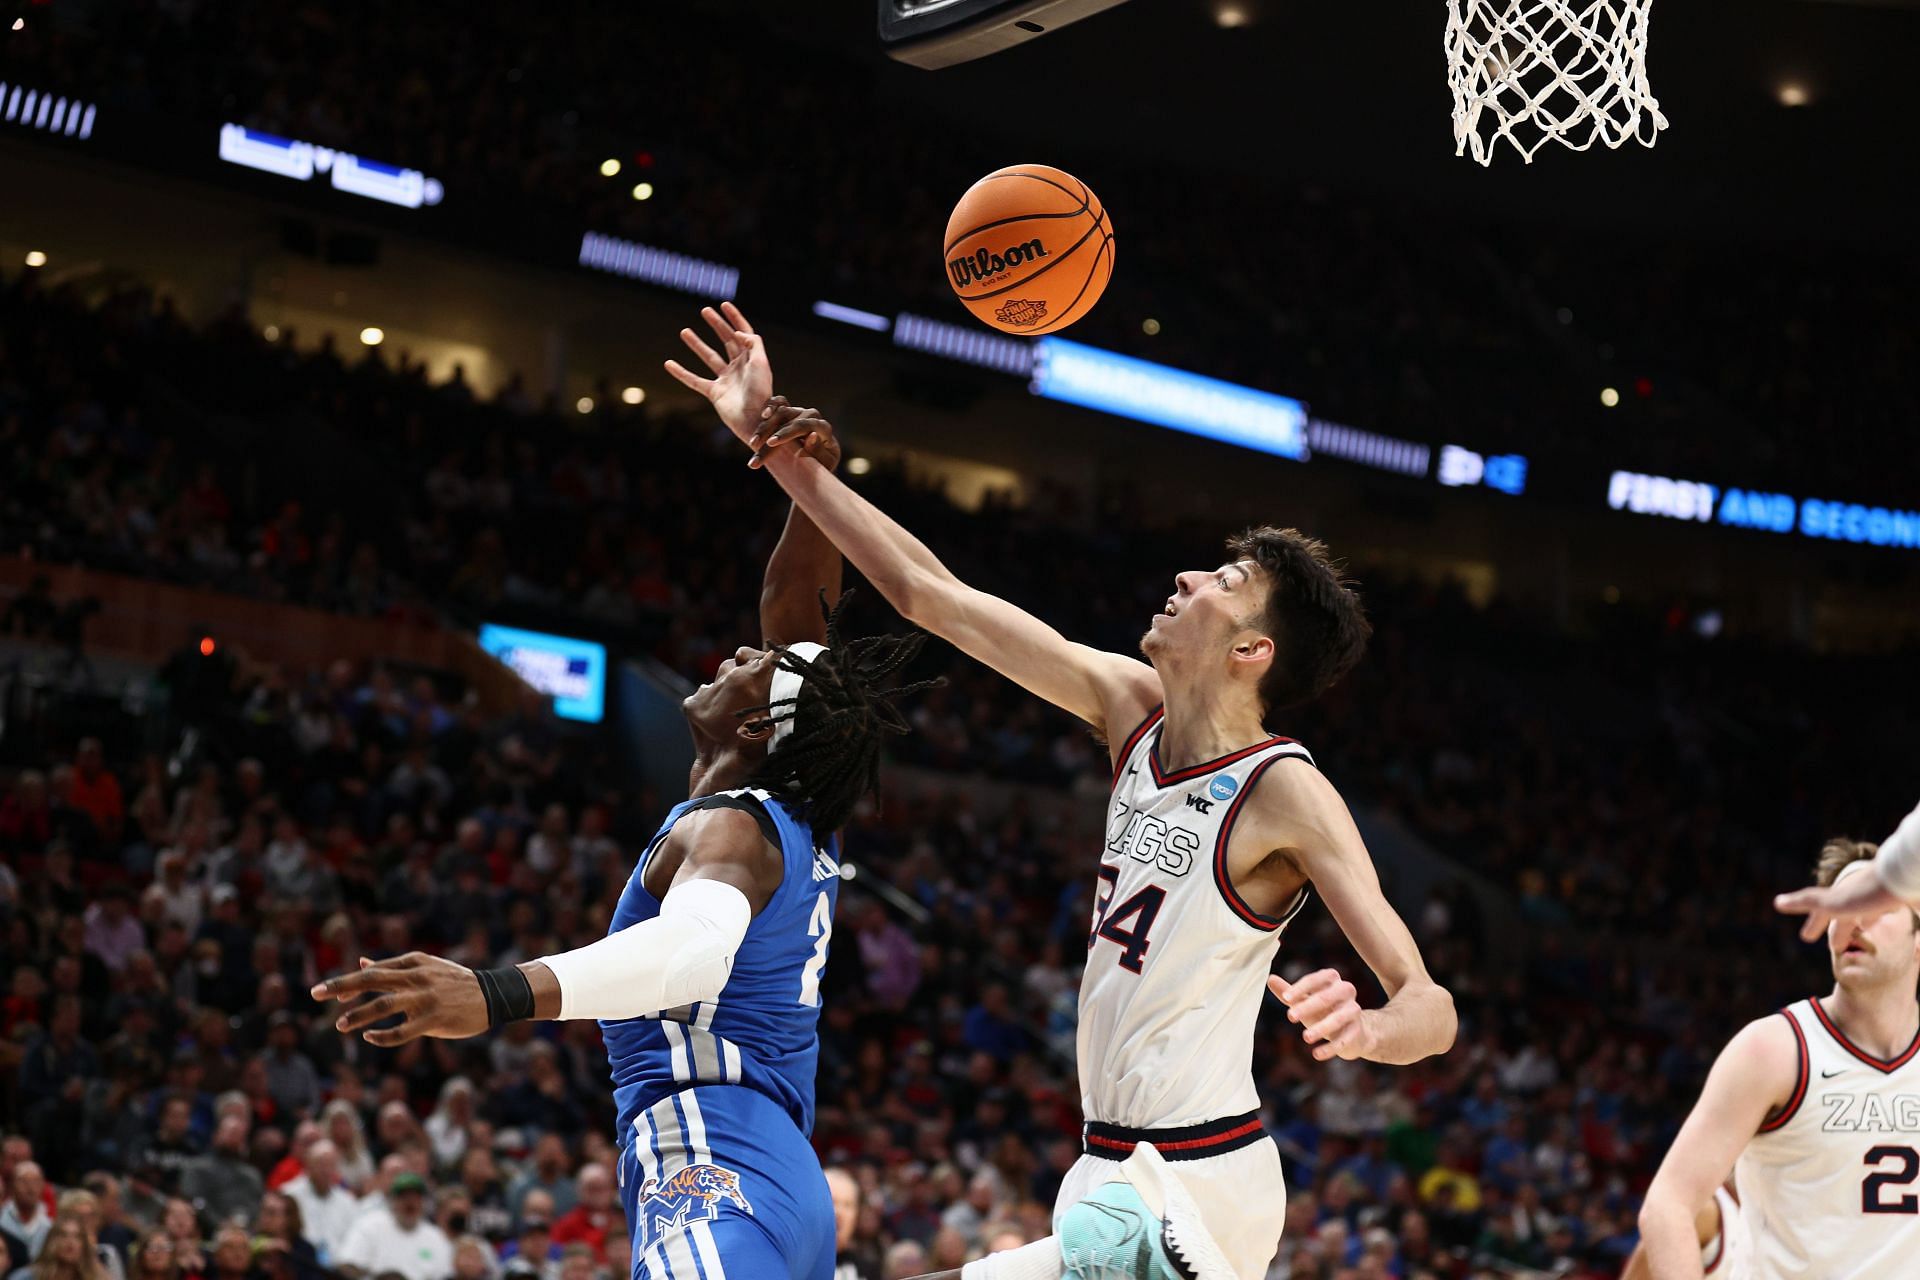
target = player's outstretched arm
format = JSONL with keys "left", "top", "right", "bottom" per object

{"left": 1776, "top": 797, "right": 1920, "bottom": 940}
{"left": 1638, "top": 1018, "right": 1799, "bottom": 1280}
{"left": 313, "top": 809, "right": 781, "bottom": 1045}
{"left": 1257, "top": 763, "right": 1455, "bottom": 1066}
{"left": 666, "top": 307, "right": 1154, "bottom": 735}
{"left": 756, "top": 397, "right": 844, "bottom": 647}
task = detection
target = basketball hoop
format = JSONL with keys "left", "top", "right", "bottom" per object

{"left": 1445, "top": 0, "right": 1667, "bottom": 165}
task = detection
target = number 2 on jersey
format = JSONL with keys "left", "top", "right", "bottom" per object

{"left": 798, "top": 891, "right": 832, "bottom": 1007}
{"left": 1864, "top": 1145, "right": 1920, "bottom": 1214}
{"left": 1088, "top": 863, "right": 1165, "bottom": 974}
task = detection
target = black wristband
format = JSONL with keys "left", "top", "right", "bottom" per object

{"left": 474, "top": 965, "right": 535, "bottom": 1027}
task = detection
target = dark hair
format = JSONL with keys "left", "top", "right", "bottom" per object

{"left": 739, "top": 592, "right": 942, "bottom": 835}
{"left": 1224, "top": 526, "right": 1371, "bottom": 714}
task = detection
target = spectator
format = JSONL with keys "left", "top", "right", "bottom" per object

{"left": 880, "top": 1240, "right": 925, "bottom": 1280}
{"left": 332, "top": 1175, "right": 449, "bottom": 1280}
{"left": 546, "top": 1167, "right": 613, "bottom": 1259}
{"left": 249, "top": 1193, "right": 322, "bottom": 1280}
{"left": 824, "top": 1168, "right": 866, "bottom": 1280}
{"left": 317, "top": 1105, "right": 374, "bottom": 1193}
{"left": 424, "top": 1081, "right": 476, "bottom": 1172}
{"left": 257, "top": 1017, "right": 319, "bottom": 1121}
{"left": 503, "top": 1139, "right": 573, "bottom": 1225}
{"left": 68, "top": 741, "right": 125, "bottom": 850}
{"left": 0, "top": 1164, "right": 51, "bottom": 1263}
{"left": 81, "top": 893, "right": 144, "bottom": 976}
{"left": 123, "top": 1234, "right": 176, "bottom": 1280}
{"left": 961, "top": 986, "right": 1026, "bottom": 1063}
{"left": 203, "top": 1229, "right": 254, "bottom": 1280}
{"left": 178, "top": 1118, "right": 262, "bottom": 1231}
{"left": 13, "top": 1216, "right": 98, "bottom": 1280}
{"left": 279, "top": 1142, "right": 356, "bottom": 1265}
{"left": 449, "top": 1237, "right": 491, "bottom": 1280}
{"left": 496, "top": 1218, "right": 556, "bottom": 1280}
{"left": 158, "top": 1201, "right": 204, "bottom": 1278}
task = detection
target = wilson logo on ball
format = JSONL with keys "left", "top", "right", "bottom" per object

{"left": 948, "top": 239, "right": 1051, "bottom": 290}
{"left": 992, "top": 299, "right": 1049, "bottom": 329}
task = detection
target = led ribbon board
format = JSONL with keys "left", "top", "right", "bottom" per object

{"left": 1031, "top": 338, "right": 1308, "bottom": 461}
{"left": 219, "top": 124, "right": 444, "bottom": 209}
{"left": 478, "top": 624, "right": 608, "bottom": 723}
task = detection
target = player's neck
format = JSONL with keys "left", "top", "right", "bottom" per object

{"left": 1823, "top": 983, "right": 1920, "bottom": 1061}
{"left": 685, "top": 744, "right": 755, "bottom": 800}
{"left": 1154, "top": 683, "right": 1268, "bottom": 772}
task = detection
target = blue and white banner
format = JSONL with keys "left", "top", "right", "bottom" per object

{"left": 1031, "top": 339, "right": 1308, "bottom": 461}
{"left": 218, "top": 124, "right": 443, "bottom": 208}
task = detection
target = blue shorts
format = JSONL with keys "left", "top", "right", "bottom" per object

{"left": 616, "top": 1084, "right": 834, "bottom": 1280}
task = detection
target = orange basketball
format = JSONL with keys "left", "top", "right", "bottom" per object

{"left": 943, "top": 164, "right": 1114, "bottom": 336}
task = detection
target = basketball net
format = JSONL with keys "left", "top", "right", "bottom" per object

{"left": 1445, "top": 0, "right": 1667, "bottom": 165}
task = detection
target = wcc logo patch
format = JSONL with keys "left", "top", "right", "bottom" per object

{"left": 637, "top": 1164, "right": 752, "bottom": 1246}
{"left": 1209, "top": 775, "right": 1239, "bottom": 802}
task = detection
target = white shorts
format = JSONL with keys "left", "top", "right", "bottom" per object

{"left": 1052, "top": 1136, "right": 1287, "bottom": 1280}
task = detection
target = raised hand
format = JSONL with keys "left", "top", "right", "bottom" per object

{"left": 310, "top": 952, "right": 491, "bottom": 1046}
{"left": 1775, "top": 867, "right": 1905, "bottom": 944}
{"left": 1270, "top": 969, "right": 1380, "bottom": 1063}
{"left": 663, "top": 301, "right": 771, "bottom": 441}
{"left": 747, "top": 397, "right": 842, "bottom": 472}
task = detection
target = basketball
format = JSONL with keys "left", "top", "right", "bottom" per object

{"left": 943, "top": 164, "right": 1114, "bottom": 335}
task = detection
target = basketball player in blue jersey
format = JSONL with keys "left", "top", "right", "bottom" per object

{"left": 314, "top": 410, "right": 939, "bottom": 1280}
{"left": 667, "top": 303, "right": 1457, "bottom": 1280}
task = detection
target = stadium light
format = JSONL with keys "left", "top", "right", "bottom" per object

{"left": 1141, "top": 318, "right": 1161, "bottom": 335}
{"left": 23, "top": 250, "right": 46, "bottom": 268}
{"left": 576, "top": 396, "right": 595, "bottom": 415}
{"left": 631, "top": 182, "right": 654, "bottom": 201}
{"left": 1600, "top": 386, "right": 1620, "bottom": 407}
{"left": 359, "top": 326, "right": 384, "bottom": 346}
{"left": 1215, "top": 4, "right": 1251, "bottom": 28}
{"left": 600, "top": 158, "right": 621, "bottom": 177}
{"left": 263, "top": 325, "right": 281, "bottom": 342}
{"left": 621, "top": 386, "right": 645, "bottom": 405}
{"left": 1777, "top": 83, "right": 1811, "bottom": 108}
{"left": 847, "top": 457, "right": 873, "bottom": 476}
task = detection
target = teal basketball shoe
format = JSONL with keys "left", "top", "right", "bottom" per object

{"left": 1058, "top": 1142, "right": 1236, "bottom": 1280}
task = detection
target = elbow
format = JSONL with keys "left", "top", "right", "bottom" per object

{"left": 1433, "top": 984, "right": 1459, "bottom": 1056}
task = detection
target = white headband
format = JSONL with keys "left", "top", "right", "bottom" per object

{"left": 768, "top": 642, "right": 826, "bottom": 750}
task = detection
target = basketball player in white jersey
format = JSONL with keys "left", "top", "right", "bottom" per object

{"left": 1622, "top": 1184, "right": 1750, "bottom": 1279}
{"left": 666, "top": 305, "right": 1458, "bottom": 1280}
{"left": 1638, "top": 838, "right": 1920, "bottom": 1279}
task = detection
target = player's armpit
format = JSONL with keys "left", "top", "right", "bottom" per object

{"left": 1638, "top": 1018, "right": 1800, "bottom": 1280}
{"left": 643, "top": 805, "right": 788, "bottom": 914}
{"left": 1248, "top": 760, "right": 1456, "bottom": 1064}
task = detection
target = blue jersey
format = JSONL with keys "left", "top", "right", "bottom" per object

{"left": 602, "top": 788, "right": 840, "bottom": 1141}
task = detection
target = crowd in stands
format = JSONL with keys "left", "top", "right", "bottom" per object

{"left": 14, "top": 3, "right": 1920, "bottom": 495}
{"left": 6, "top": 260, "right": 1920, "bottom": 1280}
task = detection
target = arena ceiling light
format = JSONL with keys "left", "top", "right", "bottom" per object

{"left": 879, "top": 0, "right": 1134, "bottom": 68}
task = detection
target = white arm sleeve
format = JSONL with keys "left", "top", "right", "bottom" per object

{"left": 536, "top": 878, "right": 753, "bottom": 1020}
{"left": 1879, "top": 799, "right": 1920, "bottom": 903}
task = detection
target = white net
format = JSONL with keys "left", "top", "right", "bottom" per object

{"left": 1445, "top": 0, "right": 1667, "bottom": 165}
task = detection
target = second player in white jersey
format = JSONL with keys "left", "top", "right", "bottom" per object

{"left": 1735, "top": 996, "right": 1920, "bottom": 1278}
{"left": 1081, "top": 707, "right": 1314, "bottom": 1129}
{"left": 1640, "top": 840, "right": 1920, "bottom": 1280}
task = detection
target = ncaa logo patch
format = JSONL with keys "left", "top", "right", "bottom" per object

{"left": 637, "top": 1164, "right": 752, "bottom": 1247}
{"left": 1209, "top": 775, "right": 1239, "bottom": 802}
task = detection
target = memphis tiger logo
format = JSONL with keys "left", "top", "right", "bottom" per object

{"left": 637, "top": 1164, "right": 752, "bottom": 1245}
{"left": 993, "top": 298, "right": 1049, "bottom": 329}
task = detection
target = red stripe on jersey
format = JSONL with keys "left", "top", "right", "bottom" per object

{"left": 1148, "top": 729, "right": 1296, "bottom": 787}
{"left": 1809, "top": 996, "right": 1920, "bottom": 1073}
{"left": 1758, "top": 1008, "right": 1809, "bottom": 1133}
{"left": 1109, "top": 706, "right": 1165, "bottom": 788}
{"left": 1211, "top": 753, "right": 1294, "bottom": 932}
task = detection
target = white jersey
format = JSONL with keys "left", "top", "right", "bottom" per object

{"left": 1704, "top": 1184, "right": 1751, "bottom": 1278}
{"left": 1078, "top": 707, "right": 1312, "bottom": 1129}
{"left": 1735, "top": 996, "right": 1920, "bottom": 1279}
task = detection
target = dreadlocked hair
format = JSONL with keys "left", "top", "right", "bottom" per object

{"left": 738, "top": 590, "right": 944, "bottom": 835}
